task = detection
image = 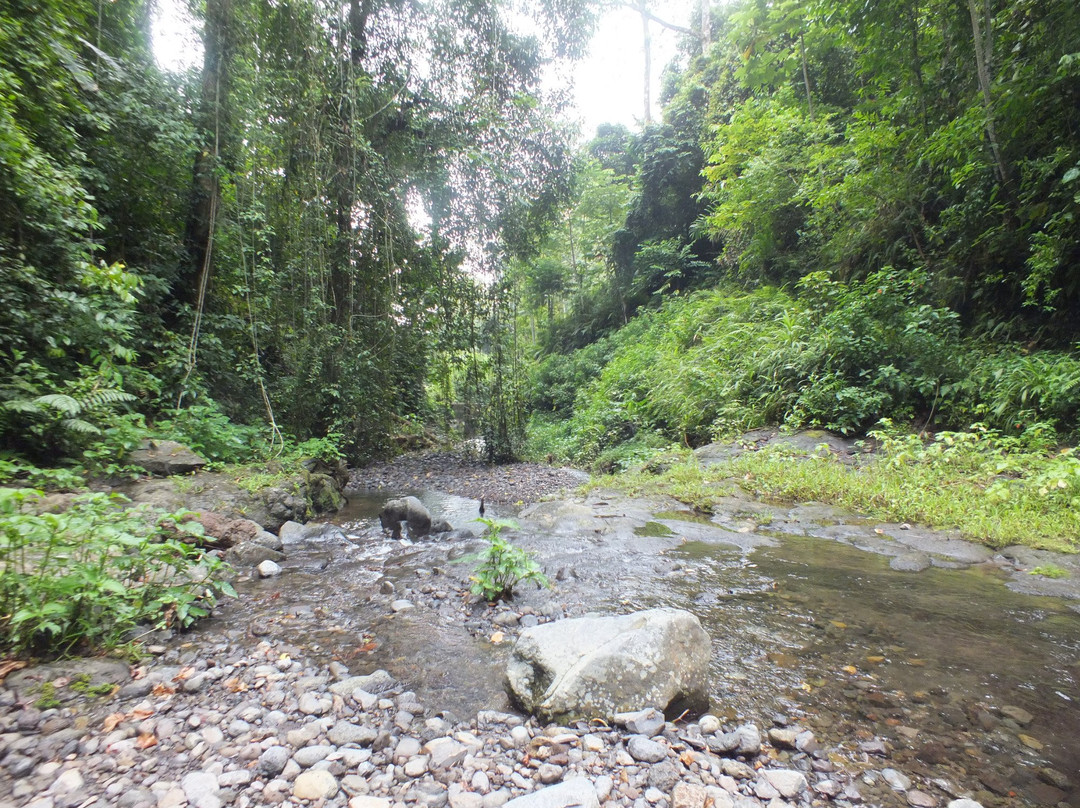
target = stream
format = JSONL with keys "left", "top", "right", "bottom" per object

{"left": 195, "top": 486, "right": 1080, "bottom": 807}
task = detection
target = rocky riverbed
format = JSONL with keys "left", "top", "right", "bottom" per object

{"left": 0, "top": 633, "right": 984, "bottom": 808}
{"left": 2, "top": 445, "right": 1078, "bottom": 808}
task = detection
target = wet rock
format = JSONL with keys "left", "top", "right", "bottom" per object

{"left": 257, "top": 559, "right": 282, "bottom": 577}
{"left": 946, "top": 801, "right": 984, "bottom": 808}
{"left": 768, "top": 728, "right": 798, "bottom": 749}
{"left": 882, "top": 769, "right": 912, "bottom": 791}
{"left": 1036, "top": 767, "right": 1071, "bottom": 789}
{"left": 225, "top": 542, "right": 285, "bottom": 566}
{"left": 392, "top": 599, "right": 416, "bottom": 612}
{"left": 891, "top": 553, "right": 931, "bottom": 572}
{"left": 907, "top": 790, "right": 937, "bottom": 808}
{"left": 813, "top": 780, "right": 841, "bottom": 797}
{"left": 1000, "top": 706, "right": 1033, "bottom": 726}
{"left": 506, "top": 609, "right": 710, "bottom": 722}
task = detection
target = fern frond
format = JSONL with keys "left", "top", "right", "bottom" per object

{"left": 80, "top": 389, "right": 135, "bottom": 410}
{"left": 61, "top": 418, "right": 102, "bottom": 435}
{"left": 32, "top": 394, "right": 82, "bottom": 415}
{"left": 2, "top": 399, "right": 43, "bottom": 414}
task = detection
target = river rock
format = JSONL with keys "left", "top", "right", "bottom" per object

{"left": 760, "top": 770, "right": 806, "bottom": 798}
{"left": 506, "top": 608, "right": 710, "bottom": 721}
{"left": 128, "top": 440, "right": 207, "bottom": 476}
{"left": 627, "top": 736, "right": 667, "bottom": 763}
{"left": 257, "top": 559, "right": 282, "bottom": 578}
{"left": 615, "top": 707, "right": 666, "bottom": 736}
{"left": 946, "top": 801, "right": 984, "bottom": 808}
{"left": 503, "top": 779, "right": 600, "bottom": 808}
{"left": 225, "top": 542, "right": 285, "bottom": 566}
{"left": 294, "top": 769, "right": 339, "bottom": 800}
{"left": 671, "top": 783, "right": 708, "bottom": 808}
{"left": 1000, "top": 705, "right": 1033, "bottom": 726}
{"left": 882, "top": 769, "right": 912, "bottom": 791}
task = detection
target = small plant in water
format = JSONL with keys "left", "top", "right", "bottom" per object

{"left": 470, "top": 517, "right": 549, "bottom": 603}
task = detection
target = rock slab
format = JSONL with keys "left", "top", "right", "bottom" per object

{"left": 506, "top": 608, "right": 710, "bottom": 722}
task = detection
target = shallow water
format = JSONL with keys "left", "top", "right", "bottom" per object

{"left": 200, "top": 488, "right": 1080, "bottom": 806}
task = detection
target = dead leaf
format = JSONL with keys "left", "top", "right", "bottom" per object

{"left": 224, "top": 677, "right": 248, "bottom": 693}
{"left": 103, "top": 712, "right": 126, "bottom": 732}
{"left": 130, "top": 707, "right": 154, "bottom": 721}
{"left": 136, "top": 733, "right": 158, "bottom": 749}
{"left": 151, "top": 683, "right": 176, "bottom": 697}
{"left": 130, "top": 665, "right": 147, "bottom": 680}
{"left": 866, "top": 655, "right": 885, "bottom": 664}
{"left": 0, "top": 660, "right": 28, "bottom": 682}
{"left": 679, "top": 751, "right": 696, "bottom": 766}
{"left": 173, "top": 666, "right": 195, "bottom": 682}
{"left": 842, "top": 665, "right": 858, "bottom": 675}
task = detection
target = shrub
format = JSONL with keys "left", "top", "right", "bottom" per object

{"left": 470, "top": 518, "right": 549, "bottom": 602}
{"left": 0, "top": 488, "right": 236, "bottom": 656}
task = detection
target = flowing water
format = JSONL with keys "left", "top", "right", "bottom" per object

{"left": 197, "top": 488, "right": 1080, "bottom": 806}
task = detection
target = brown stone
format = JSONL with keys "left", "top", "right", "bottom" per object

{"left": 671, "top": 783, "right": 707, "bottom": 808}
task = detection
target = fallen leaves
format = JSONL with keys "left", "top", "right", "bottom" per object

{"left": 0, "top": 660, "right": 28, "bottom": 683}
{"left": 103, "top": 712, "right": 126, "bottom": 732}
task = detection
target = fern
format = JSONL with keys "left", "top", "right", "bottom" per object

{"left": 30, "top": 394, "right": 82, "bottom": 415}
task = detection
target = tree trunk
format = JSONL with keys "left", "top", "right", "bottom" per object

{"left": 181, "top": 0, "right": 232, "bottom": 308}
{"left": 966, "top": 0, "right": 1010, "bottom": 188}
{"left": 639, "top": 1, "right": 652, "bottom": 125}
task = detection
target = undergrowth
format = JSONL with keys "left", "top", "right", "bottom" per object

{"left": 598, "top": 423, "right": 1080, "bottom": 553}
{"left": 0, "top": 488, "right": 236, "bottom": 657}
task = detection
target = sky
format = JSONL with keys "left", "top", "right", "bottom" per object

{"left": 151, "top": 0, "right": 697, "bottom": 138}
{"left": 569, "top": 0, "right": 696, "bottom": 137}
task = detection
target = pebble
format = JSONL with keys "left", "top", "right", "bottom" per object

{"left": 0, "top": 625, "right": 1010, "bottom": 808}
{"left": 257, "top": 560, "right": 282, "bottom": 577}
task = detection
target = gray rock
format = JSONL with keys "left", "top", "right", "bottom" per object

{"left": 506, "top": 608, "right": 710, "bottom": 722}
{"left": 882, "top": 769, "right": 912, "bottom": 791}
{"left": 329, "top": 721, "right": 378, "bottom": 746}
{"left": 671, "top": 783, "right": 708, "bottom": 808}
{"left": 181, "top": 771, "right": 220, "bottom": 807}
{"left": 258, "top": 746, "right": 290, "bottom": 777}
{"left": 294, "top": 745, "right": 333, "bottom": 767}
{"left": 424, "top": 737, "right": 467, "bottom": 769}
{"left": 538, "top": 763, "right": 563, "bottom": 784}
{"left": 627, "top": 735, "right": 667, "bottom": 763}
{"left": 891, "top": 553, "right": 931, "bottom": 572}
{"left": 760, "top": 770, "right": 806, "bottom": 798}
{"left": 1000, "top": 705, "right": 1033, "bottom": 726}
{"left": 503, "top": 779, "right": 600, "bottom": 808}
{"left": 252, "top": 530, "right": 284, "bottom": 551}
{"left": 225, "top": 542, "right": 285, "bottom": 566}
{"left": 767, "top": 728, "right": 798, "bottom": 749}
{"left": 128, "top": 440, "right": 207, "bottom": 476}
{"left": 298, "top": 692, "right": 331, "bottom": 715}
{"left": 946, "top": 801, "right": 984, "bottom": 808}
{"left": 647, "top": 761, "right": 680, "bottom": 792}
{"left": 391, "top": 599, "right": 416, "bottom": 612}
{"left": 907, "top": 790, "right": 938, "bottom": 808}
{"left": 278, "top": 521, "right": 308, "bottom": 545}
{"left": 616, "top": 707, "right": 666, "bottom": 737}
{"left": 698, "top": 715, "right": 722, "bottom": 735}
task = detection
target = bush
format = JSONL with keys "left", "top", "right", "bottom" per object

{"left": 0, "top": 488, "right": 236, "bottom": 656}
{"left": 470, "top": 518, "right": 549, "bottom": 602}
{"left": 152, "top": 403, "right": 263, "bottom": 465}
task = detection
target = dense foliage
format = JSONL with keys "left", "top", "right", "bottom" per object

{"left": 0, "top": 0, "right": 590, "bottom": 468}
{"left": 517, "top": 0, "right": 1080, "bottom": 475}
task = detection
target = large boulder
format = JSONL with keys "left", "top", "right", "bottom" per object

{"left": 379, "top": 496, "right": 432, "bottom": 540}
{"left": 127, "top": 440, "right": 207, "bottom": 476}
{"left": 506, "top": 608, "right": 711, "bottom": 722}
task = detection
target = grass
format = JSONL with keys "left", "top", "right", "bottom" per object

{"left": 596, "top": 432, "right": 1080, "bottom": 553}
